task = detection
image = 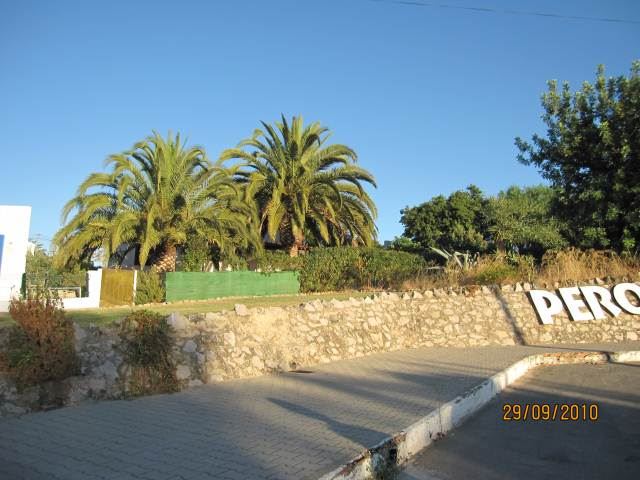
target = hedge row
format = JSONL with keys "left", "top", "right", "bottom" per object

{"left": 295, "top": 247, "right": 426, "bottom": 292}
{"left": 248, "top": 247, "right": 428, "bottom": 292}
{"left": 132, "top": 247, "right": 427, "bottom": 302}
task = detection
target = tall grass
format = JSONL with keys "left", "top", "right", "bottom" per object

{"left": 402, "top": 248, "right": 639, "bottom": 290}
{"left": 537, "top": 248, "right": 639, "bottom": 284}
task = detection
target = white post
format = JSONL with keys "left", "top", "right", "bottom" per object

{"left": 132, "top": 269, "right": 138, "bottom": 305}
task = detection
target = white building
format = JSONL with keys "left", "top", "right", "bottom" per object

{"left": 0, "top": 205, "right": 31, "bottom": 312}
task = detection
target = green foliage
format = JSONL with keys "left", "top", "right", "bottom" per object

{"left": 221, "top": 255, "right": 249, "bottom": 271}
{"left": 504, "top": 251, "right": 537, "bottom": 282}
{"left": 388, "top": 236, "right": 422, "bottom": 254}
{"left": 298, "top": 247, "right": 426, "bottom": 292}
{"left": 400, "top": 185, "right": 491, "bottom": 256}
{"left": 471, "top": 263, "right": 519, "bottom": 285}
{"left": 401, "top": 185, "right": 569, "bottom": 260}
{"left": 355, "top": 248, "right": 427, "bottom": 290}
{"left": 254, "top": 251, "right": 304, "bottom": 272}
{"left": 430, "top": 247, "right": 477, "bottom": 271}
{"left": 1, "top": 294, "right": 79, "bottom": 391}
{"left": 179, "top": 236, "right": 215, "bottom": 272}
{"left": 487, "top": 185, "right": 567, "bottom": 258}
{"left": 134, "top": 270, "right": 166, "bottom": 305}
{"left": 24, "top": 242, "right": 88, "bottom": 296}
{"left": 299, "top": 247, "right": 362, "bottom": 292}
{"left": 462, "top": 253, "right": 535, "bottom": 286}
{"left": 54, "top": 131, "right": 260, "bottom": 272}
{"left": 119, "top": 310, "right": 179, "bottom": 396}
{"left": 222, "top": 115, "right": 378, "bottom": 255}
{"left": 516, "top": 61, "right": 640, "bottom": 252}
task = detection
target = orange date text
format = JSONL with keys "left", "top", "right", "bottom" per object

{"left": 502, "top": 403, "right": 599, "bottom": 422}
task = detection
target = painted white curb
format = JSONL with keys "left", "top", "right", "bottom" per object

{"left": 318, "top": 349, "right": 640, "bottom": 480}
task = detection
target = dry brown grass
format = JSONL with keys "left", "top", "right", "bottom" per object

{"left": 403, "top": 254, "right": 536, "bottom": 290}
{"left": 402, "top": 248, "right": 639, "bottom": 290}
{"left": 538, "top": 248, "right": 640, "bottom": 284}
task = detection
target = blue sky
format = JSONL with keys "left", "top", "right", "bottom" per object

{"left": 1, "top": 0, "right": 638, "bottom": 246}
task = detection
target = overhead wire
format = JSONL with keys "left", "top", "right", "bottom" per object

{"left": 366, "top": 0, "right": 640, "bottom": 25}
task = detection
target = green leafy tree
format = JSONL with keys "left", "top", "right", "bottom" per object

{"left": 24, "top": 241, "right": 88, "bottom": 295}
{"left": 388, "top": 236, "right": 422, "bottom": 254}
{"left": 487, "top": 185, "right": 567, "bottom": 258}
{"left": 179, "top": 236, "right": 218, "bottom": 272}
{"left": 400, "top": 185, "right": 490, "bottom": 256}
{"left": 54, "top": 132, "right": 258, "bottom": 272}
{"left": 221, "top": 115, "right": 378, "bottom": 256}
{"left": 24, "top": 242, "right": 53, "bottom": 288}
{"left": 516, "top": 61, "right": 640, "bottom": 252}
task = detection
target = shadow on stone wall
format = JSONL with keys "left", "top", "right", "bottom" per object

{"left": 493, "top": 289, "right": 526, "bottom": 345}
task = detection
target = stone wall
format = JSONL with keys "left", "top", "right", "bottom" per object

{"left": 170, "top": 282, "right": 639, "bottom": 383}
{"left": 1, "top": 280, "right": 639, "bottom": 417}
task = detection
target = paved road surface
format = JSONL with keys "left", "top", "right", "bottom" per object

{"left": 1, "top": 342, "right": 638, "bottom": 480}
{"left": 398, "top": 362, "right": 640, "bottom": 480}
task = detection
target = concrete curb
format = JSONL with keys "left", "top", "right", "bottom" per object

{"left": 318, "top": 349, "right": 640, "bottom": 480}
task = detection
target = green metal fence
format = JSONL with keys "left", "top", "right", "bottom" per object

{"left": 165, "top": 271, "right": 299, "bottom": 302}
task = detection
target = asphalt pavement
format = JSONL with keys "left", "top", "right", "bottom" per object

{"left": 398, "top": 362, "right": 640, "bottom": 480}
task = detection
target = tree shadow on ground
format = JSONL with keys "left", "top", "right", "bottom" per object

{"left": 267, "top": 397, "right": 388, "bottom": 448}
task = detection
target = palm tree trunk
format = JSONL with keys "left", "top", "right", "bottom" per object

{"left": 289, "top": 234, "right": 304, "bottom": 257}
{"left": 278, "top": 216, "right": 298, "bottom": 256}
{"left": 155, "top": 244, "right": 177, "bottom": 272}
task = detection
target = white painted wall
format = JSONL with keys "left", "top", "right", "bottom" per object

{"left": 0, "top": 205, "right": 32, "bottom": 312}
{"left": 61, "top": 269, "right": 102, "bottom": 310}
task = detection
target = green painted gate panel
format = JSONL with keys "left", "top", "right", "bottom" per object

{"left": 165, "top": 271, "right": 299, "bottom": 302}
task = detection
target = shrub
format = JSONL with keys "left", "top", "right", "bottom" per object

{"left": 299, "top": 247, "right": 427, "bottom": 292}
{"left": 119, "top": 310, "right": 179, "bottom": 396}
{"left": 254, "top": 251, "right": 304, "bottom": 272}
{"left": 463, "top": 253, "right": 534, "bottom": 285}
{"left": 505, "top": 252, "right": 536, "bottom": 283}
{"left": 470, "top": 262, "right": 519, "bottom": 285}
{"left": 0, "top": 295, "right": 79, "bottom": 390}
{"left": 179, "top": 236, "right": 213, "bottom": 272}
{"left": 299, "top": 247, "right": 361, "bottom": 292}
{"left": 134, "top": 270, "right": 166, "bottom": 304}
{"left": 222, "top": 256, "right": 249, "bottom": 271}
{"left": 23, "top": 242, "right": 90, "bottom": 296}
{"left": 356, "top": 248, "right": 428, "bottom": 289}
{"left": 402, "top": 252, "right": 535, "bottom": 289}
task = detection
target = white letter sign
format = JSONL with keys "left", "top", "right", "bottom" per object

{"left": 579, "top": 286, "right": 622, "bottom": 319}
{"left": 529, "top": 290, "right": 564, "bottom": 325}
{"left": 558, "top": 287, "right": 595, "bottom": 321}
{"left": 613, "top": 283, "right": 640, "bottom": 315}
{"left": 529, "top": 282, "right": 640, "bottom": 325}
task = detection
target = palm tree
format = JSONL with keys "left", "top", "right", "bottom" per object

{"left": 54, "top": 132, "right": 257, "bottom": 272}
{"left": 221, "top": 115, "right": 377, "bottom": 256}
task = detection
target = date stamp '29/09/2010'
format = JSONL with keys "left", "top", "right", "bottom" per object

{"left": 502, "top": 403, "right": 599, "bottom": 422}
